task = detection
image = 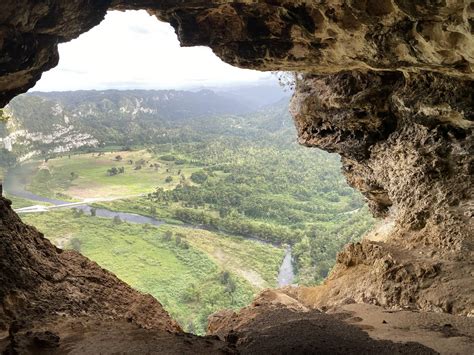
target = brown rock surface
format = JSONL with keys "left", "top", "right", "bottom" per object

{"left": 207, "top": 289, "right": 474, "bottom": 354}
{"left": 290, "top": 70, "right": 473, "bottom": 314}
{"left": 1, "top": 318, "right": 233, "bottom": 354}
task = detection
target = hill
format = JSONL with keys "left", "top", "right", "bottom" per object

{"left": 0, "top": 87, "right": 290, "bottom": 162}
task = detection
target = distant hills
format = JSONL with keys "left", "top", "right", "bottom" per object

{"left": 0, "top": 86, "right": 292, "bottom": 162}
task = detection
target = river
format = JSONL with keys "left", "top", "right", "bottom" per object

{"left": 4, "top": 164, "right": 295, "bottom": 287}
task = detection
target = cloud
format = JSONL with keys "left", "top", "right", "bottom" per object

{"left": 58, "top": 68, "right": 87, "bottom": 75}
{"left": 31, "top": 10, "right": 273, "bottom": 92}
{"left": 128, "top": 24, "right": 152, "bottom": 35}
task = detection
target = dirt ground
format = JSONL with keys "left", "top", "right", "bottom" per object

{"left": 208, "top": 290, "right": 474, "bottom": 355}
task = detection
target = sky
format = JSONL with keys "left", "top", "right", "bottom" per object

{"left": 32, "top": 10, "right": 273, "bottom": 92}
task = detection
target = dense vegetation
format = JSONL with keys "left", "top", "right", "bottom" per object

{"left": 142, "top": 135, "right": 374, "bottom": 283}
{"left": 3, "top": 88, "right": 376, "bottom": 331}
{"left": 6, "top": 92, "right": 375, "bottom": 284}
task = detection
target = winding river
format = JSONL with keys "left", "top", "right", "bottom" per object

{"left": 4, "top": 163, "right": 295, "bottom": 286}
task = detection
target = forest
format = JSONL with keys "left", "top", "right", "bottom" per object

{"left": 1, "top": 89, "right": 375, "bottom": 331}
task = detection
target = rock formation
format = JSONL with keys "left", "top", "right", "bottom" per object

{"left": 0, "top": 0, "right": 472, "bottom": 353}
{"left": 0, "top": 196, "right": 181, "bottom": 332}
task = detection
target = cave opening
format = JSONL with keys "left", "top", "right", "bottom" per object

{"left": 0, "top": 10, "right": 375, "bottom": 334}
{"left": 1, "top": 1, "right": 473, "bottom": 353}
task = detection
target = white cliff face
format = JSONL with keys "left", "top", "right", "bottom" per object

{"left": 3, "top": 137, "right": 12, "bottom": 151}
{"left": 52, "top": 103, "right": 63, "bottom": 116}
{"left": 119, "top": 98, "right": 157, "bottom": 116}
{"left": 0, "top": 103, "right": 99, "bottom": 160}
{"left": 1, "top": 126, "right": 99, "bottom": 160}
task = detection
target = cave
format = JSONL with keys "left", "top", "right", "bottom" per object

{"left": 0, "top": 1, "right": 472, "bottom": 354}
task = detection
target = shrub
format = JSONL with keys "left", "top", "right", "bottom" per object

{"left": 163, "top": 231, "right": 173, "bottom": 241}
{"left": 160, "top": 155, "right": 176, "bottom": 161}
{"left": 190, "top": 171, "right": 208, "bottom": 184}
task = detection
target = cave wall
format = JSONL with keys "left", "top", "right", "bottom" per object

{"left": 0, "top": 0, "right": 472, "bottom": 316}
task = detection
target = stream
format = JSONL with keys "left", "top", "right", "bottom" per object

{"left": 4, "top": 163, "right": 295, "bottom": 286}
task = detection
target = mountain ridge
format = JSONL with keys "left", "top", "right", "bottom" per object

{"left": 0, "top": 88, "right": 291, "bottom": 162}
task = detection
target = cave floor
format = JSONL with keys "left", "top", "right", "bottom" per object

{"left": 2, "top": 301, "right": 472, "bottom": 354}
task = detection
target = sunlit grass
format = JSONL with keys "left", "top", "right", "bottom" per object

{"left": 27, "top": 150, "right": 200, "bottom": 199}
{"left": 21, "top": 210, "right": 283, "bottom": 334}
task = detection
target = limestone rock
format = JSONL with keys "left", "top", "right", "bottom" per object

{"left": 0, "top": 0, "right": 472, "bottom": 351}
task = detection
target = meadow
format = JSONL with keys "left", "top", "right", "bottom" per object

{"left": 1, "top": 90, "right": 376, "bottom": 336}
{"left": 21, "top": 209, "right": 284, "bottom": 334}
{"left": 27, "top": 150, "right": 200, "bottom": 200}
{"left": 19, "top": 138, "right": 374, "bottom": 285}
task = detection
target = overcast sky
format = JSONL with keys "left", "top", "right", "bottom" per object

{"left": 32, "top": 10, "right": 273, "bottom": 92}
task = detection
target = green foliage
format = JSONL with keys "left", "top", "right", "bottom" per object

{"left": 160, "top": 155, "right": 176, "bottom": 161}
{"left": 0, "top": 109, "right": 7, "bottom": 122}
{"left": 9, "top": 90, "right": 377, "bottom": 329}
{"left": 107, "top": 167, "right": 125, "bottom": 176}
{"left": 145, "top": 136, "right": 375, "bottom": 281}
{"left": 163, "top": 230, "right": 173, "bottom": 241}
{"left": 72, "top": 209, "right": 84, "bottom": 218}
{"left": 190, "top": 171, "right": 208, "bottom": 184}
{"left": 0, "top": 149, "right": 16, "bottom": 168}
{"left": 21, "top": 211, "right": 283, "bottom": 335}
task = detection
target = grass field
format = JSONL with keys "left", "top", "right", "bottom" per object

{"left": 28, "top": 150, "right": 199, "bottom": 200}
{"left": 164, "top": 225, "right": 284, "bottom": 289}
{"left": 21, "top": 210, "right": 284, "bottom": 334}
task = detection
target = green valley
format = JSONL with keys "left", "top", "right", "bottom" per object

{"left": 21, "top": 209, "right": 283, "bottom": 334}
{"left": 1, "top": 88, "right": 375, "bottom": 334}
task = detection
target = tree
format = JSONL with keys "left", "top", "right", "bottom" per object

{"left": 160, "top": 155, "right": 175, "bottom": 161}
{"left": 219, "top": 271, "right": 237, "bottom": 303}
{"left": 90, "top": 208, "right": 97, "bottom": 217}
{"left": 107, "top": 167, "right": 118, "bottom": 176}
{"left": 163, "top": 230, "right": 173, "bottom": 241}
{"left": 219, "top": 271, "right": 231, "bottom": 285}
{"left": 72, "top": 209, "right": 84, "bottom": 218}
{"left": 190, "top": 171, "right": 208, "bottom": 184}
{"left": 165, "top": 176, "right": 173, "bottom": 183}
